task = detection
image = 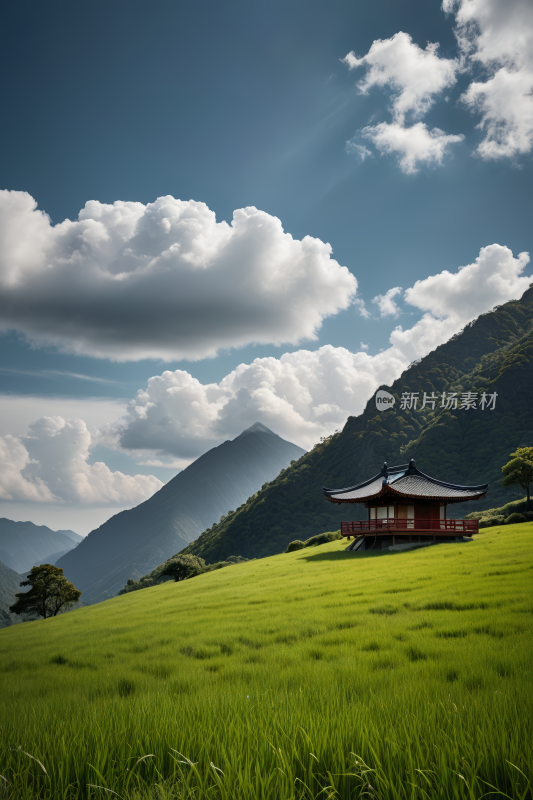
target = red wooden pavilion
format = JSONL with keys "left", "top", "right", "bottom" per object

{"left": 323, "top": 459, "right": 487, "bottom": 549}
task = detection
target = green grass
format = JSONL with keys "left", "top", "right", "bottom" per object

{"left": 1, "top": 525, "right": 532, "bottom": 799}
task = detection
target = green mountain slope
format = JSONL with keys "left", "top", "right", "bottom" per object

{"left": 182, "top": 286, "right": 533, "bottom": 562}
{"left": 57, "top": 423, "right": 305, "bottom": 604}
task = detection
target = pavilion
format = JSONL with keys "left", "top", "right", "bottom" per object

{"left": 323, "top": 459, "right": 488, "bottom": 549}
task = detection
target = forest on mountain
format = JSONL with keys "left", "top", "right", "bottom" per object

{"left": 181, "top": 286, "right": 533, "bottom": 563}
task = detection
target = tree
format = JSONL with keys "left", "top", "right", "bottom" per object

{"left": 160, "top": 554, "right": 206, "bottom": 582}
{"left": 10, "top": 564, "right": 82, "bottom": 620}
{"left": 502, "top": 447, "right": 533, "bottom": 509}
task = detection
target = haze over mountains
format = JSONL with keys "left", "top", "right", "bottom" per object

{"left": 181, "top": 286, "right": 533, "bottom": 563}
{"left": 0, "top": 519, "right": 81, "bottom": 574}
{"left": 56, "top": 423, "right": 305, "bottom": 604}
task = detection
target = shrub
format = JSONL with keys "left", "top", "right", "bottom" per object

{"left": 479, "top": 516, "right": 505, "bottom": 528}
{"left": 286, "top": 540, "right": 305, "bottom": 552}
{"left": 304, "top": 531, "right": 341, "bottom": 548}
{"left": 505, "top": 513, "right": 527, "bottom": 524}
{"left": 161, "top": 555, "right": 206, "bottom": 582}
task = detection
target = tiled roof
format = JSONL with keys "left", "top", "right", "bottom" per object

{"left": 324, "top": 460, "right": 488, "bottom": 504}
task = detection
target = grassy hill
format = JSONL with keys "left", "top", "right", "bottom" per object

{"left": 181, "top": 286, "right": 533, "bottom": 563}
{"left": 0, "top": 524, "right": 531, "bottom": 799}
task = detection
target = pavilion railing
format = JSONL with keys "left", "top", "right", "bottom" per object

{"left": 341, "top": 518, "right": 479, "bottom": 535}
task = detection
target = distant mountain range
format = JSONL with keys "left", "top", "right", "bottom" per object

{"left": 57, "top": 422, "right": 305, "bottom": 604}
{"left": 181, "top": 285, "right": 533, "bottom": 563}
{"left": 0, "top": 559, "right": 24, "bottom": 628}
{"left": 0, "top": 519, "right": 82, "bottom": 574}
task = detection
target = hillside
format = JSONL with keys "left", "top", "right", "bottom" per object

{"left": 57, "top": 423, "right": 305, "bottom": 604}
{"left": 0, "top": 525, "right": 531, "bottom": 798}
{"left": 0, "top": 518, "right": 81, "bottom": 573}
{"left": 0, "top": 559, "right": 23, "bottom": 628}
{"left": 182, "top": 286, "right": 533, "bottom": 563}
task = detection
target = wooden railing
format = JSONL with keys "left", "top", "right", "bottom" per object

{"left": 341, "top": 519, "right": 478, "bottom": 535}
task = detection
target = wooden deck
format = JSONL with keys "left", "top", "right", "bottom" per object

{"left": 341, "top": 519, "right": 478, "bottom": 537}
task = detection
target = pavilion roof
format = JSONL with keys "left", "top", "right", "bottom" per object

{"left": 323, "top": 460, "right": 488, "bottom": 505}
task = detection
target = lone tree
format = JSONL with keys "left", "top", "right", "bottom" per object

{"left": 10, "top": 564, "right": 82, "bottom": 620}
{"left": 160, "top": 554, "right": 206, "bottom": 582}
{"left": 502, "top": 446, "right": 533, "bottom": 509}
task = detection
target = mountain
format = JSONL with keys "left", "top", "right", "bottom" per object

{"left": 56, "top": 423, "right": 305, "bottom": 604}
{"left": 0, "top": 559, "right": 24, "bottom": 628}
{"left": 0, "top": 519, "right": 81, "bottom": 573}
{"left": 181, "top": 286, "right": 533, "bottom": 563}
{"left": 31, "top": 547, "right": 74, "bottom": 568}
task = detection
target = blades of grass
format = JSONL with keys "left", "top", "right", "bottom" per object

{"left": 87, "top": 785, "right": 123, "bottom": 798}
{"left": 21, "top": 750, "right": 47, "bottom": 774}
{"left": 135, "top": 755, "right": 156, "bottom": 767}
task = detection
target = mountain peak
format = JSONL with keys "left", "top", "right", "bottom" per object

{"left": 234, "top": 422, "right": 276, "bottom": 439}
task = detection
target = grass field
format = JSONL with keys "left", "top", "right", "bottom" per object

{"left": 1, "top": 524, "right": 532, "bottom": 799}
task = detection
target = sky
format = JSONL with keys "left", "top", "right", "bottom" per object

{"left": 0, "top": 0, "right": 532, "bottom": 534}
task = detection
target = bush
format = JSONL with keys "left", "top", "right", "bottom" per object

{"left": 161, "top": 555, "right": 206, "bottom": 582}
{"left": 286, "top": 540, "right": 305, "bottom": 552}
{"left": 479, "top": 516, "right": 506, "bottom": 528}
{"left": 505, "top": 513, "right": 527, "bottom": 524}
{"left": 286, "top": 531, "right": 341, "bottom": 552}
{"left": 304, "top": 531, "right": 341, "bottom": 548}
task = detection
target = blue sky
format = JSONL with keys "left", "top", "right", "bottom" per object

{"left": 0, "top": 0, "right": 532, "bottom": 533}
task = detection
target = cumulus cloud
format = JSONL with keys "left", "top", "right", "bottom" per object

{"left": 102, "top": 244, "right": 530, "bottom": 459}
{"left": 0, "top": 435, "right": 55, "bottom": 503}
{"left": 0, "top": 417, "right": 162, "bottom": 505}
{"left": 343, "top": 32, "right": 458, "bottom": 123}
{"left": 404, "top": 243, "right": 531, "bottom": 318}
{"left": 343, "top": 32, "right": 462, "bottom": 172}
{"left": 102, "top": 346, "right": 409, "bottom": 457}
{"left": 447, "top": 0, "right": 533, "bottom": 159}
{"left": 372, "top": 286, "right": 403, "bottom": 317}
{"left": 362, "top": 122, "right": 464, "bottom": 173}
{"left": 344, "top": 1, "right": 533, "bottom": 166}
{"left": 0, "top": 191, "right": 358, "bottom": 362}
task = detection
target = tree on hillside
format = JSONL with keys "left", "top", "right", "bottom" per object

{"left": 10, "top": 564, "right": 82, "bottom": 620}
{"left": 160, "top": 554, "right": 206, "bottom": 582}
{"left": 502, "top": 447, "right": 533, "bottom": 509}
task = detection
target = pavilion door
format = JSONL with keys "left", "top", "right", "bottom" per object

{"left": 397, "top": 505, "right": 414, "bottom": 529}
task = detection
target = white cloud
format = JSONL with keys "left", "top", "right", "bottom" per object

{"left": 0, "top": 191, "right": 358, "bottom": 362}
{"left": 344, "top": 2, "right": 533, "bottom": 165}
{"left": 446, "top": 0, "right": 533, "bottom": 159}
{"left": 373, "top": 287, "right": 403, "bottom": 317}
{"left": 404, "top": 243, "right": 531, "bottom": 319}
{"left": 392, "top": 244, "right": 530, "bottom": 361}
{"left": 0, "top": 435, "right": 55, "bottom": 503}
{"left": 345, "top": 140, "right": 373, "bottom": 161}
{"left": 362, "top": 122, "right": 464, "bottom": 173}
{"left": 372, "top": 286, "right": 403, "bottom": 317}
{"left": 103, "top": 346, "right": 409, "bottom": 457}
{"left": 343, "top": 33, "right": 462, "bottom": 171}
{"left": 343, "top": 32, "right": 458, "bottom": 123}
{"left": 0, "top": 395, "right": 127, "bottom": 438}
{"left": 102, "top": 244, "right": 530, "bottom": 460}
{"left": 0, "top": 417, "right": 162, "bottom": 505}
